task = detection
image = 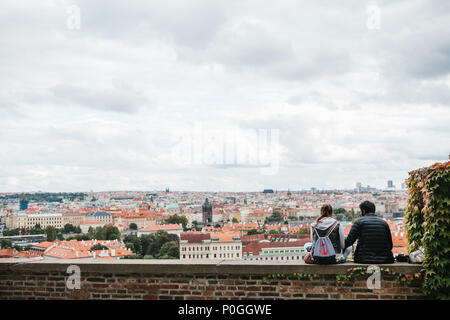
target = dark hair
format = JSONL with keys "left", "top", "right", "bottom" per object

{"left": 316, "top": 204, "right": 333, "bottom": 224}
{"left": 359, "top": 201, "right": 375, "bottom": 214}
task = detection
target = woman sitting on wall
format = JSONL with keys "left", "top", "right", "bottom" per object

{"left": 304, "top": 204, "right": 352, "bottom": 264}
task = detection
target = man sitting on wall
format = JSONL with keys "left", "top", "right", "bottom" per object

{"left": 344, "top": 201, "right": 394, "bottom": 264}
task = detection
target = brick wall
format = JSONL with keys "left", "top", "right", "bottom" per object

{"left": 0, "top": 259, "right": 426, "bottom": 300}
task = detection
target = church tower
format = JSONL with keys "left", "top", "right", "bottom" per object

{"left": 202, "top": 198, "right": 212, "bottom": 225}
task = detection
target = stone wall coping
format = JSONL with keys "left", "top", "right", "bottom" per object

{"left": 0, "top": 258, "right": 422, "bottom": 275}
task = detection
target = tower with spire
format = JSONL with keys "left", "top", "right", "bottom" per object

{"left": 202, "top": 198, "right": 212, "bottom": 225}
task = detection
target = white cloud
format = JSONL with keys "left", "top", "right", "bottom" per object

{"left": 0, "top": 0, "right": 449, "bottom": 192}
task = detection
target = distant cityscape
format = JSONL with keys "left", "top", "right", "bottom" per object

{"left": 0, "top": 181, "right": 408, "bottom": 261}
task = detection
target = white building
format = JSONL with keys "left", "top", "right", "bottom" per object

{"left": 6, "top": 212, "right": 63, "bottom": 229}
{"left": 180, "top": 232, "right": 242, "bottom": 260}
{"left": 85, "top": 211, "right": 113, "bottom": 224}
{"left": 136, "top": 224, "right": 183, "bottom": 238}
{"left": 80, "top": 220, "right": 106, "bottom": 234}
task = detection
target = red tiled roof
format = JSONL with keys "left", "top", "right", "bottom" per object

{"left": 138, "top": 224, "right": 182, "bottom": 232}
{"left": 210, "top": 232, "right": 240, "bottom": 243}
{"left": 243, "top": 239, "right": 308, "bottom": 256}
{"left": 181, "top": 232, "right": 211, "bottom": 243}
{"left": 0, "top": 249, "right": 15, "bottom": 258}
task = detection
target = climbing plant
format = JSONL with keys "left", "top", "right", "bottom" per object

{"left": 405, "top": 160, "right": 450, "bottom": 300}
{"left": 335, "top": 267, "right": 422, "bottom": 286}
{"left": 259, "top": 273, "right": 319, "bottom": 284}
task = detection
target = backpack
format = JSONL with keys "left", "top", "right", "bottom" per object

{"left": 408, "top": 247, "right": 424, "bottom": 264}
{"left": 312, "top": 221, "right": 339, "bottom": 264}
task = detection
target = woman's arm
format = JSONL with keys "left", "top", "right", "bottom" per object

{"left": 310, "top": 224, "right": 314, "bottom": 249}
{"left": 339, "top": 223, "right": 345, "bottom": 250}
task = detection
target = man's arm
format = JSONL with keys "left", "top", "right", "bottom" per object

{"left": 344, "top": 220, "right": 360, "bottom": 248}
{"left": 385, "top": 223, "right": 393, "bottom": 250}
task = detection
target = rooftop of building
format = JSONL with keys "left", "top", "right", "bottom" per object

{"left": 138, "top": 224, "right": 183, "bottom": 232}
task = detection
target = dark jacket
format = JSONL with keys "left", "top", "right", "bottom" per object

{"left": 345, "top": 213, "right": 394, "bottom": 264}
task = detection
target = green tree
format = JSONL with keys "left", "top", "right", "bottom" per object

{"left": 146, "top": 231, "right": 179, "bottom": 257}
{"left": 45, "top": 226, "right": 57, "bottom": 242}
{"left": 2, "top": 229, "right": 20, "bottom": 236}
{"left": 105, "top": 226, "right": 121, "bottom": 240}
{"left": 164, "top": 214, "right": 188, "bottom": 229}
{"left": 122, "top": 231, "right": 179, "bottom": 258}
{"left": 140, "top": 234, "right": 153, "bottom": 257}
{"left": 66, "top": 234, "right": 90, "bottom": 241}
{"left": 90, "top": 244, "right": 108, "bottom": 251}
{"left": 158, "top": 241, "right": 179, "bottom": 259}
{"left": 0, "top": 239, "right": 13, "bottom": 249}
{"left": 232, "top": 217, "right": 239, "bottom": 223}
{"left": 265, "top": 211, "right": 283, "bottom": 224}
{"left": 129, "top": 223, "right": 138, "bottom": 230}
{"left": 123, "top": 235, "right": 140, "bottom": 250}
{"left": 63, "top": 223, "right": 75, "bottom": 234}
{"left": 247, "top": 229, "right": 263, "bottom": 235}
{"left": 94, "top": 226, "right": 107, "bottom": 240}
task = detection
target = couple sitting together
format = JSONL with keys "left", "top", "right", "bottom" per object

{"left": 304, "top": 201, "right": 394, "bottom": 264}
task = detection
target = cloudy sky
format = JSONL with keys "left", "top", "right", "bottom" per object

{"left": 1, "top": 0, "right": 449, "bottom": 192}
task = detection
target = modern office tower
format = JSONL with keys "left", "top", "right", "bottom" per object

{"left": 356, "top": 182, "right": 362, "bottom": 193}
{"left": 387, "top": 180, "right": 394, "bottom": 188}
{"left": 19, "top": 196, "right": 29, "bottom": 211}
{"left": 202, "top": 198, "right": 213, "bottom": 225}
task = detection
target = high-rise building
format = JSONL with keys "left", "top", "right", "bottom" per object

{"left": 387, "top": 180, "right": 394, "bottom": 188}
{"left": 19, "top": 196, "right": 28, "bottom": 211}
{"left": 356, "top": 182, "right": 362, "bottom": 193}
{"left": 202, "top": 198, "right": 212, "bottom": 226}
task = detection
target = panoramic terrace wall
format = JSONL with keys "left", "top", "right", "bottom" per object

{"left": 0, "top": 259, "right": 425, "bottom": 300}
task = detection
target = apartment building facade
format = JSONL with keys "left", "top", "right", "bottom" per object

{"left": 6, "top": 212, "right": 63, "bottom": 229}
{"left": 180, "top": 232, "right": 242, "bottom": 260}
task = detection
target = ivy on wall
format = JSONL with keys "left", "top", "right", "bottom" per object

{"left": 335, "top": 267, "right": 422, "bottom": 286}
{"left": 405, "top": 160, "right": 450, "bottom": 300}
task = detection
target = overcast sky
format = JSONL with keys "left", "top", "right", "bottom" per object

{"left": 0, "top": 0, "right": 449, "bottom": 192}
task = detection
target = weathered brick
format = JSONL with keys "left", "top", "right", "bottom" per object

{"left": 355, "top": 294, "right": 378, "bottom": 299}
{"left": 306, "top": 293, "right": 329, "bottom": 299}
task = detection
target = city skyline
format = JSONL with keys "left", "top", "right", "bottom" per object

{"left": 0, "top": 181, "right": 406, "bottom": 194}
{"left": 1, "top": 1, "right": 449, "bottom": 193}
